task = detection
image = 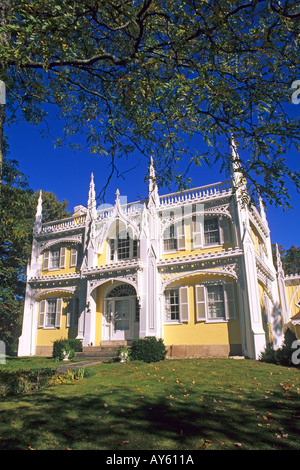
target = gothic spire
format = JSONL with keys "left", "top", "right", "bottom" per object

{"left": 34, "top": 190, "right": 42, "bottom": 233}
{"left": 87, "top": 173, "right": 97, "bottom": 219}
{"left": 148, "top": 156, "right": 159, "bottom": 207}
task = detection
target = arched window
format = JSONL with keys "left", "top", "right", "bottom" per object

{"left": 107, "top": 284, "right": 136, "bottom": 298}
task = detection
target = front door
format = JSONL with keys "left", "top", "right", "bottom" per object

{"left": 112, "top": 299, "right": 131, "bottom": 341}
{"left": 103, "top": 296, "right": 137, "bottom": 342}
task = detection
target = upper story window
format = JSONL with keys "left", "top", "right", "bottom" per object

{"left": 109, "top": 229, "right": 138, "bottom": 262}
{"left": 43, "top": 245, "right": 79, "bottom": 271}
{"left": 43, "top": 246, "right": 66, "bottom": 270}
{"left": 163, "top": 210, "right": 185, "bottom": 253}
{"left": 162, "top": 211, "right": 231, "bottom": 253}
{"left": 204, "top": 218, "right": 220, "bottom": 246}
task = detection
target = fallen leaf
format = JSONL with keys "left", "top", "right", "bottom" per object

{"left": 118, "top": 440, "right": 130, "bottom": 446}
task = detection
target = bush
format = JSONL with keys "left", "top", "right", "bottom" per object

{"left": 0, "top": 367, "right": 87, "bottom": 396}
{"left": 0, "top": 367, "right": 56, "bottom": 396}
{"left": 130, "top": 337, "right": 167, "bottom": 363}
{"left": 68, "top": 339, "right": 83, "bottom": 353}
{"left": 52, "top": 338, "right": 82, "bottom": 361}
{"left": 259, "top": 344, "right": 277, "bottom": 364}
{"left": 260, "top": 328, "right": 299, "bottom": 367}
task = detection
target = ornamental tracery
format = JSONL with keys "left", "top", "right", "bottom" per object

{"left": 106, "top": 284, "right": 136, "bottom": 298}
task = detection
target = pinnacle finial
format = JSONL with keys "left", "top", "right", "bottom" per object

{"left": 34, "top": 190, "right": 43, "bottom": 233}
{"left": 87, "top": 172, "right": 97, "bottom": 219}
{"left": 148, "top": 157, "right": 159, "bottom": 207}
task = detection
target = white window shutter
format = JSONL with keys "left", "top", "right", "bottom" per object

{"left": 55, "top": 298, "right": 63, "bottom": 327}
{"left": 66, "top": 298, "right": 72, "bottom": 328}
{"left": 38, "top": 300, "right": 46, "bottom": 328}
{"left": 195, "top": 285, "right": 207, "bottom": 321}
{"left": 179, "top": 286, "right": 189, "bottom": 322}
{"left": 43, "top": 251, "right": 49, "bottom": 270}
{"left": 224, "top": 283, "right": 236, "bottom": 319}
{"left": 70, "top": 247, "right": 77, "bottom": 267}
{"left": 220, "top": 218, "right": 230, "bottom": 244}
{"left": 177, "top": 223, "right": 186, "bottom": 250}
{"left": 59, "top": 247, "right": 66, "bottom": 269}
{"left": 193, "top": 220, "right": 203, "bottom": 249}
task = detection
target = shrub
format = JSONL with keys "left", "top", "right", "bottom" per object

{"left": 0, "top": 367, "right": 56, "bottom": 396}
{"left": 52, "top": 338, "right": 82, "bottom": 361}
{"left": 129, "top": 337, "right": 167, "bottom": 363}
{"left": 259, "top": 344, "right": 277, "bottom": 364}
{"left": 68, "top": 339, "right": 83, "bottom": 353}
{"left": 259, "top": 328, "right": 299, "bottom": 367}
{"left": 0, "top": 367, "right": 87, "bottom": 396}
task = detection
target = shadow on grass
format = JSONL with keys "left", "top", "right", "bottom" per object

{"left": 0, "top": 382, "right": 299, "bottom": 450}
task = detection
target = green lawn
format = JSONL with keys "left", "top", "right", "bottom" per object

{"left": 0, "top": 357, "right": 299, "bottom": 450}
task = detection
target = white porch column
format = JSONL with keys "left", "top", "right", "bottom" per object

{"left": 18, "top": 280, "right": 35, "bottom": 356}
{"left": 243, "top": 242, "right": 266, "bottom": 359}
{"left": 82, "top": 282, "right": 96, "bottom": 346}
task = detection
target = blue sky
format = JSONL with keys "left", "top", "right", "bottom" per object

{"left": 5, "top": 112, "right": 300, "bottom": 250}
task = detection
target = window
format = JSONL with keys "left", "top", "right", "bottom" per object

{"left": 195, "top": 283, "right": 236, "bottom": 322}
{"left": 118, "top": 231, "right": 130, "bottom": 260}
{"left": 207, "top": 285, "right": 225, "bottom": 319}
{"left": 38, "top": 298, "right": 63, "bottom": 328}
{"left": 43, "top": 246, "right": 66, "bottom": 270}
{"left": 191, "top": 214, "right": 230, "bottom": 249}
{"left": 165, "top": 289, "right": 179, "bottom": 321}
{"left": 163, "top": 212, "right": 178, "bottom": 252}
{"left": 45, "top": 299, "right": 57, "bottom": 327}
{"left": 51, "top": 250, "right": 60, "bottom": 269}
{"left": 70, "top": 247, "right": 78, "bottom": 267}
{"left": 204, "top": 218, "right": 220, "bottom": 245}
{"left": 163, "top": 209, "right": 186, "bottom": 252}
{"left": 164, "top": 286, "right": 189, "bottom": 322}
{"left": 109, "top": 231, "right": 138, "bottom": 262}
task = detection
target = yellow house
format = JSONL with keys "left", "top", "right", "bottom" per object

{"left": 18, "top": 145, "right": 288, "bottom": 360}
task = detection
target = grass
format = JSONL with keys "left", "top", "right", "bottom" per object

{"left": 0, "top": 356, "right": 299, "bottom": 450}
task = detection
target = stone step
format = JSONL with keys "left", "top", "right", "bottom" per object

{"left": 75, "top": 350, "right": 118, "bottom": 359}
{"left": 74, "top": 342, "right": 132, "bottom": 361}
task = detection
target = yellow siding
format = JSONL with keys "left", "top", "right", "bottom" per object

{"left": 250, "top": 224, "right": 259, "bottom": 254}
{"left": 36, "top": 296, "right": 77, "bottom": 347}
{"left": 286, "top": 284, "right": 300, "bottom": 318}
{"left": 161, "top": 218, "right": 233, "bottom": 262}
{"left": 258, "top": 281, "right": 273, "bottom": 344}
{"left": 97, "top": 242, "right": 107, "bottom": 267}
{"left": 41, "top": 245, "right": 80, "bottom": 277}
{"left": 163, "top": 276, "right": 241, "bottom": 347}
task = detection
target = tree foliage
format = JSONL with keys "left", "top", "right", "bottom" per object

{"left": 0, "top": 0, "right": 300, "bottom": 206}
{"left": 281, "top": 244, "right": 300, "bottom": 275}
{"left": 272, "top": 243, "right": 300, "bottom": 275}
{"left": 0, "top": 157, "right": 71, "bottom": 354}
